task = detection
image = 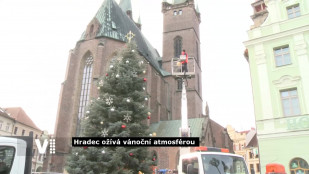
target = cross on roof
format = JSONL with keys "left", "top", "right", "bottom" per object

{"left": 125, "top": 30, "right": 135, "bottom": 43}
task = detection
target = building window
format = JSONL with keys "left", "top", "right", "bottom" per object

{"left": 249, "top": 151, "right": 253, "bottom": 159}
{"left": 281, "top": 89, "right": 301, "bottom": 116}
{"left": 178, "top": 10, "right": 182, "bottom": 15}
{"left": 14, "top": 127, "right": 18, "bottom": 135}
{"left": 197, "top": 74, "right": 200, "bottom": 94}
{"left": 256, "top": 163, "right": 260, "bottom": 172}
{"left": 274, "top": 46, "right": 291, "bottom": 67}
{"left": 5, "top": 123, "right": 10, "bottom": 132}
{"left": 196, "top": 41, "right": 199, "bottom": 64}
{"left": 22, "top": 130, "right": 25, "bottom": 136}
{"left": 174, "top": 11, "right": 177, "bottom": 15}
{"left": 290, "top": 158, "right": 309, "bottom": 174}
{"left": 0, "top": 121, "right": 3, "bottom": 130}
{"left": 174, "top": 36, "right": 182, "bottom": 58}
{"left": 76, "top": 55, "right": 94, "bottom": 136}
{"left": 254, "top": 2, "right": 266, "bottom": 13}
{"left": 177, "top": 79, "right": 182, "bottom": 90}
{"left": 250, "top": 164, "right": 254, "bottom": 173}
{"left": 32, "top": 149, "right": 36, "bottom": 157}
{"left": 287, "top": 4, "right": 300, "bottom": 19}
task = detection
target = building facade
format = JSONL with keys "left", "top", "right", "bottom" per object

{"left": 0, "top": 108, "right": 15, "bottom": 136}
{"left": 244, "top": 0, "right": 309, "bottom": 173}
{"left": 227, "top": 125, "right": 260, "bottom": 174}
{"left": 51, "top": 0, "right": 205, "bottom": 172}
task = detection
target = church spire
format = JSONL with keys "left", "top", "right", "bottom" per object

{"left": 119, "top": 0, "right": 133, "bottom": 20}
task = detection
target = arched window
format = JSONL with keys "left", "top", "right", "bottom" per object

{"left": 290, "top": 158, "right": 309, "bottom": 174}
{"left": 196, "top": 41, "right": 199, "bottom": 64}
{"left": 174, "top": 36, "right": 182, "bottom": 58}
{"left": 89, "top": 24, "right": 94, "bottom": 36}
{"left": 76, "top": 54, "right": 93, "bottom": 136}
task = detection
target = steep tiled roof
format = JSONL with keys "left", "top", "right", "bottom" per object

{"left": 149, "top": 118, "right": 205, "bottom": 138}
{"left": 4, "top": 107, "right": 41, "bottom": 131}
{"left": 80, "top": 0, "right": 169, "bottom": 76}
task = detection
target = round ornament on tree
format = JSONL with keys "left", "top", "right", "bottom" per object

{"left": 143, "top": 78, "right": 147, "bottom": 81}
{"left": 129, "top": 153, "right": 133, "bottom": 156}
{"left": 121, "top": 125, "right": 126, "bottom": 129}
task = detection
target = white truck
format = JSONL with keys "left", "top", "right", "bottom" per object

{"left": 178, "top": 146, "right": 249, "bottom": 174}
{"left": 0, "top": 135, "right": 34, "bottom": 174}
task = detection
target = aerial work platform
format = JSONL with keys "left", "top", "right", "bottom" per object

{"left": 171, "top": 57, "right": 195, "bottom": 77}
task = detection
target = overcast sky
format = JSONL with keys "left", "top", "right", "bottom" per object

{"left": 0, "top": 0, "right": 255, "bottom": 134}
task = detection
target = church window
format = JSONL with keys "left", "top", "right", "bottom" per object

{"left": 90, "top": 25, "right": 94, "bottom": 36}
{"left": 197, "top": 74, "right": 200, "bottom": 93}
{"left": 196, "top": 41, "right": 199, "bottom": 64}
{"left": 174, "top": 36, "right": 182, "bottom": 58}
{"left": 290, "top": 158, "right": 309, "bottom": 174}
{"left": 77, "top": 55, "right": 93, "bottom": 136}
{"left": 177, "top": 79, "right": 182, "bottom": 90}
{"left": 287, "top": 4, "right": 300, "bottom": 19}
{"left": 179, "top": 10, "right": 182, "bottom": 15}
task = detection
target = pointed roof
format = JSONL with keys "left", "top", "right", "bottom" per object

{"left": 196, "top": 4, "right": 200, "bottom": 13}
{"left": 4, "top": 107, "right": 41, "bottom": 131}
{"left": 137, "top": 15, "right": 141, "bottom": 24}
{"left": 80, "top": 0, "right": 169, "bottom": 76}
{"left": 119, "top": 0, "right": 132, "bottom": 12}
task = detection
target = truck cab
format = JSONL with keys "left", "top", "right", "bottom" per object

{"left": 179, "top": 147, "right": 249, "bottom": 174}
{"left": 0, "top": 136, "right": 33, "bottom": 174}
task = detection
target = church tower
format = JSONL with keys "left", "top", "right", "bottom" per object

{"left": 161, "top": 0, "right": 203, "bottom": 120}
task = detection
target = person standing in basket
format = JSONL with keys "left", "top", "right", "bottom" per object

{"left": 181, "top": 49, "right": 188, "bottom": 74}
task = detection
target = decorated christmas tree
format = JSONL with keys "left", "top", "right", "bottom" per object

{"left": 66, "top": 41, "right": 154, "bottom": 174}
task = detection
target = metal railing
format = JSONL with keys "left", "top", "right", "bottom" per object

{"left": 171, "top": 57, "right": 195, "bottom": 77}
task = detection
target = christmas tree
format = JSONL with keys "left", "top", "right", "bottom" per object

{"left": 66, "top": 41, "right": 154, "bottom": 174}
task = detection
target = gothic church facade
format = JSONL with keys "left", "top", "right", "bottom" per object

{"left": 51, "top": 0, "right": 205, "bottom": 172}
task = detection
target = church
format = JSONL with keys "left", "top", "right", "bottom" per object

{"left": 49, "top": 0, "right": 233, "bottom": 172}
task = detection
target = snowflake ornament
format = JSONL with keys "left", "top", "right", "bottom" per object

{"left": 98, "top": 80, "right": 104, "bottom": 86}
{"left": 131, "top": 71, "right": 137, "bottom": 77}
{"left": 106, "top": 97, "right": 113, "bottom": 105}
{"left": 101, "top": 128, "right": 108, "bottom": 137}
{"left": 123, "top": 113, "right": 132, "bottom": 123}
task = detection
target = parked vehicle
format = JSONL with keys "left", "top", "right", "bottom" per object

{"left": 266, "top": 163, "right": 286, "bottom": 174}
{"left": 178, "top": 146, "right": 249, "bottom": 174}
{"left": 0, "top": 135, "right": 33, "bottom": 174}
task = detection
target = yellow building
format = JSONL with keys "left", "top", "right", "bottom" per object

{"left": 227, "top": 125, "right": 260, "bottom": 174}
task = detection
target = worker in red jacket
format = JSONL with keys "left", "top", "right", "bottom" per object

{"left": 181, "top": 49, "right": 188, "bottom": 73}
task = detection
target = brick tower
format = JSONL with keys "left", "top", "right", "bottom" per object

{"left": 161, "top": 0, "right": 203, "bottom": 120}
